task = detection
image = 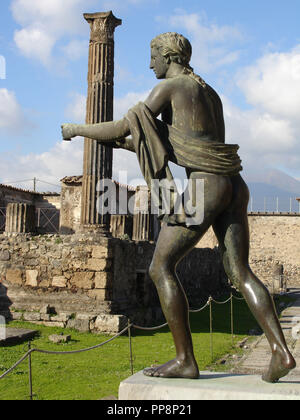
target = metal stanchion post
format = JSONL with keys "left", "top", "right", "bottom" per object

{"left": 230, "top": 293, "right": 234, "bottom": 347}
{"left": 209, "top": 297, "right": 213, "bottom": 362}
{"left": 128, "top": 320, "right": 134, "bottom": 376}
{"left": 28, "top": 342, "right": 33, "bottom": 401}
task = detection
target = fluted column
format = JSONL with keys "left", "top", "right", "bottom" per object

{"left": 5, "top": 203, "right": 35, "bottom": 234}
{"left": 81, "top": 11, "right": 122, "bottom": 231}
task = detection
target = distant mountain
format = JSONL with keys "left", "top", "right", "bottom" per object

{"left": 243, "top": 168, "right": 300, "bottom": 212}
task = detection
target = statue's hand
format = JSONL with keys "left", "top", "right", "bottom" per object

{"left": 61, "top": 124, "right": 75, "bottom": 141}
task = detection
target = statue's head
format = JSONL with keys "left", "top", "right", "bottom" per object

{"left": 150, "top": 32, "right": 192, "bottom": 79}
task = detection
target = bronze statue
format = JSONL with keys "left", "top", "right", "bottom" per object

{"left": 62, "top": 32, "right": 296, "bottom": 383}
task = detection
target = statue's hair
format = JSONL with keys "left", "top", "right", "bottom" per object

{"left": 151, "top": 32, "right": 207, "bottom": 88}
{"left": 151, "top": 32, "right": 192, "bottom": 69}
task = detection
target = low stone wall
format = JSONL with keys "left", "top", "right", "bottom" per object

{"left": 0, "top": 233, "right": 127, "bottom": 332}
{"left": 0, "top": 233, "right": 228, "bottom": 332}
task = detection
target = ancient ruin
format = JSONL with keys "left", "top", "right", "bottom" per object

{"left": 0, "top": 12, "right": 299, "bottom": 342}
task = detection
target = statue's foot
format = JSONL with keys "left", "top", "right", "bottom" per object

{"left": 143, "top": 358, "right": 199, "bottom": 379}
{"left": 262, "top": 350, "right": 296, "bottom": 383}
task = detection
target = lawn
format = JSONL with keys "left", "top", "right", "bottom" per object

{"left": 0, "top": 296, "right": 261, "bottom": 400}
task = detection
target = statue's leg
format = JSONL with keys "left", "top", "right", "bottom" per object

{"left": 213, "top": 175, "right": 296, "bottom": 383}
{"left": 145, "top": 223, "right": 204, "bottom": 378}
{"left": 144, "top": 173, "right": 232, "bottom": 379}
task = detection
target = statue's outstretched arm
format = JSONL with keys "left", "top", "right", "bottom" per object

{"left": 61, "top": 118, "right": 130, "bottom": 142}
{"left": 61, "top": 118, "right": 136, "bottom": 152}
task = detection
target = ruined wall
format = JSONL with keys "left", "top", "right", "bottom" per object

{"left": 59, "top": 178, "right": 82, "bottom": 234}
{"left": 0, "top": 234, "right": 161, "bottom": 331}
{"left": 198, "top": 214, "right": 300, "bottom": 289}
{"left": 247, "top": 215, "right": 300, "bottom": 288}
{"left": 1, "top": 214, "right": 297, "bottom": 333}
{"left": 0, "top": 233, "right": 227, "bottom": 331}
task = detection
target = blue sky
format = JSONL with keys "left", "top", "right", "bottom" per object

{"left": 0, "top": 0, "right": 300, "bottom": 192}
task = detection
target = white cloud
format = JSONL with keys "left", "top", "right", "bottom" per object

{"left": 11, "top": 0, "right": 91, "bottom": 35}
{"left": 65, "top": 93, "right": 86, "bottom": 122}
{"left": 237, "top": 46, "right": 300, "bottom": 119}
{"left": 11, "top": 0, "right": 97, "bottom": 67}
{"left": 224, "top": 44, "right": 300, "bottom": 175}
{"left": 163, "top": 10, "right": 244, "bottom": 74}
{"left": 14, "top": 26, "right": 56, "bottom": 66}
{"left": 10, "top": 0, "right": 153, "bottom": 68}
{"left": 223, "top": 95, "right": 300, "bottom": 174}
{"left": 0, "top": 140, "right": 83, "bottom": 191}
{"left": 61, "top": 40, "right": 88, "bottom": 62}
{"left": 0, "top": 88, "right": 150, "bottom": 188}
{"left": 0, "top": 88, "right": 31, "bottom": 134}
{"left": 114, "top": 90, "right": 150, "bottom": 119}
{"left": 64, "top": 89, "right": 150, "bottom": 122}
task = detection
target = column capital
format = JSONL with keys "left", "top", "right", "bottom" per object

{"left": 84, "top": 11, "right": 122, "bottom": 43}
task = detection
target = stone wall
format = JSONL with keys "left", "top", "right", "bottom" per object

{"left": 0, "top": 233, "right": 228, "bottom": 332}
{"left": 198, "top": 214, "right": 300, "bottom": 289}
{"left": 1, "top": 214, "right": 298, "bottom": 333}
{"left": 0, "top": 233, "right": 161, "bottom": 332}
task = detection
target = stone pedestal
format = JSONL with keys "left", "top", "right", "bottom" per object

{"left": 119, "top": 371, "right": 300, "bottom": 400}
{"left": 5, "top": 203, "right": 35, "bottom": 234}
{"left": 81, "top": 11, "right": 122, "bottom": 231}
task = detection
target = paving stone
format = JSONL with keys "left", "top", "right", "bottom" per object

{"left": 0, "top": 328, "right": 37, "bottom": 346}
{"left": 236, "top": 290, "right": 300, "bottom": 379}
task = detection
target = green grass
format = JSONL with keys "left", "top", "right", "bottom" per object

{"left": 0, "top": 297, "right": 260, "bottom": 400}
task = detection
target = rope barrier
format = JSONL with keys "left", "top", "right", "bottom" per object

{"left": 0, "top": 324, "right": 132, "bottom": 380}
{"left": 30, "top": 324, "right": 132, "bottom": 356}
{"left": 211, "top": 296, "right": 232, "bottom": 305}
{"left": 189, "top": 300, "right": 210, "bottom": 313}
{"left": 0, "top": 290, "right": 247, "bottom": 398}
{"left": 0, "top": 350, "right": 33, "bottom": 380}
{"left": 132, "top": 322, "right": 168, "bottom": 331}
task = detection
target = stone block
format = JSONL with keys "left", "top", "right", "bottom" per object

{"left": 92, "top": 245, "right": 113, "bottom": 259}
{"left": 6, "top": 269, "right": 23, "bottom": 286}
{"left": 88, "top": 289, "right": 112, "bottom": 301}
{"left": 40, "top": 314, "right": 51, "bottom": 321}
{"left": 25, "top": 270, "right": 39, "bottom": 287}
{"left": 23, "top": 312, "right": 41, "bottom": 322}
{"left": 94, "top": 314, "right": 127, "bottom": 333}
{"left": 76, "top": 313, "right": 97, "bottom": 321}
{"left": 67, "top": 318, "right": 90, "bottom": 333}
{"left": 49, "top": 334, "right": 71, "bottom": 344}
{"left": 40, "top": 304, "right": 51, "bottom": 314}
{"left": 40, "top": 321, "right": 65, "bottom": 328}
{"left": 94, "top": 271, "right": 113, "bottom": 289}
{"left": 51, "top": 313, "right": 70, "bottom": 323}
{"left": 70, "top": 272, "right": 94, "bottom": 289}
{"left": 11, "top": 312, "right": 23, "bottom": 320}
{"left": 52, "top": 276, "right": 67, "bottom": 288}
{"left": 86, "top": 258, "right": 112, "bottom": 272}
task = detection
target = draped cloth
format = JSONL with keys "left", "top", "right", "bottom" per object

{"left": 125, "top": 102, "right": 242, "bottom": 226}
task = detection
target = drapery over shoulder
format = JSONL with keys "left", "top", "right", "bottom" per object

{"left": 126, "top": 102, "right": 242, "bottom": 184}
{"left": 125, "top": 102, "right": 243, "bottom": 225}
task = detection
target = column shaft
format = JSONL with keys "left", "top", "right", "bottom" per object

{"left": 81, "top": 12, "right": 121, "bottom": 229}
